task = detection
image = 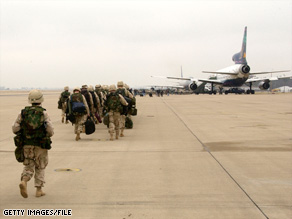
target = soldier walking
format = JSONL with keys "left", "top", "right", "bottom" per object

{"left": 58, "top": 86, "right": 70, "bottom": 123}
{"left": 68, "top": 87, "right": 90, "bottom": 141}
{"left": 116, "top": 81, "right": 133, "bottom": 137}
{"left": 12, "top": 89, "right": 54, "bottom": 198}
{"left": 104, "top": 85, "right": 128, "bottom": 141}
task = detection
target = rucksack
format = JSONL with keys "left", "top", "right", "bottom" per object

{"left": 107, "top": 93, "right": 122, "bottom": 112}
{"left": 20, "top": 106, "right": 51, "bottom": 149}
{"left": 21, "top": 106, "right": 45, "bottom": 138}
{"left": 61, "top": 91, "right": 70, "bottom": 103}
{"left": 71, "top": 94, "right": 86, "bottom": 113}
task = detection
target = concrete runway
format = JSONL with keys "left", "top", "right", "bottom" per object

{"left": 0, "top": 91, "right": 291, "bottom": 219}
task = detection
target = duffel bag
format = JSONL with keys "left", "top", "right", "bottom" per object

{"left": 125, "top": 116, "right": 133, "bottom": 129}
{"left": 85, "top": 117, "right": 95, "bottom": 135}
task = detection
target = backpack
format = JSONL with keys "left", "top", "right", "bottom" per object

{"left": 21, "top": 106, "right": 51, "bottom": 149}
{"left": 21, "top": 106, "right": 45, "bottom": 139}
{"left": 71, "top": 94, "right": 86, "bottom": 113}
{"left": 61, "top": 91, "right": 70, "bottom": 103}
{"left": 107, "top": 93, "right": 122, "bottom": 112}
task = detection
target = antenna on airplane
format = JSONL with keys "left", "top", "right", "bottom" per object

{"left": 181, "top": 66, "right": 183, "bottom": 78}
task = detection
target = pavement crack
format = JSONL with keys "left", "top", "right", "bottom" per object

{"left": 161, "top": 98, "right": 270, "bottom": 219}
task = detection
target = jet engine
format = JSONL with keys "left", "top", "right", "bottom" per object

{"left": 259, "top": 81, "right": 270, "bottom": 90}
{"left": 239, "top": 64, "right": 250, "bottom": 74}
{"left": 189, "top": 82, "right": 198, "bottom": 90}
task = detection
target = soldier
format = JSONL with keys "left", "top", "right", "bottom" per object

{"left": 95, "top": 84, "right": 104, "bottom": 118}
{"left": 116, "top": 81, "right": 133, "bottom": 137}
{"left": 81, "top": 85, "right": 94, "bottom": 116}
{"left": 104, "top": 85, "right": 128, "bottom": 141}
{"left": 59, "top": 86, "right": 70, "bottom": 123}
{"left": 12, "top": 89, "right": 54, "bottom": 198}
{"left": 68, "top": 87, "right": 90, "bottom": 141}
{"left": 88, "top": 85, "right": 101, "bottom": 123}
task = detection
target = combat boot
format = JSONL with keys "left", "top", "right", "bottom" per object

{"left": 36, "top": 187, "right": 45, "bottom": 197}
{"left": 19, "top": 176, "right": 29, "bottom": 198}
{"left": 62, "top": 117, "right": 64, "bottom": 123}
{"left": 110, "top": 134, "right": 114, "bottom": 141}
{"left": 120, "top": 130, "right": 124, "bottom": 137}
{"left": 116, "top": 133, "right": 119, "bottom": 140}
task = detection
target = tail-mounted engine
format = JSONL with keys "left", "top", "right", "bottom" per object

{"left": 240, "top": 64, "right": 250, "bottom": 74}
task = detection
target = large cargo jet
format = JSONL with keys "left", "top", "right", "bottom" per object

{"left": 151, "top": 66, "right": 207, "bottom": 94}
{"left": 200, "top": 26, "right": 290, "bottom": 94}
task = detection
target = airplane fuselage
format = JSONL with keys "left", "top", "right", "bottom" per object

{"left": 216, "top": 64, "right": 250, "bottom": 87}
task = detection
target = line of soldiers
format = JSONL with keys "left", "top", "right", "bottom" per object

{"left": 58, "top": 82, "right": 136, "bottom": 141}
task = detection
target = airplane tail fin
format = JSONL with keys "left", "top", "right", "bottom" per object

{"left": 232, "top": 26, "right": 247, "bottom": 64}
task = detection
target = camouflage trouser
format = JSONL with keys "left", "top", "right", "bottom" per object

{"left": 99, "top": 106, "right": 103, "bottom": 118}
{"left": 108, "top": 111, "right": 120, "bottom": 135}
{"left": 21, "top": 145, "right": 48, "bottom": 187}
{"left": 120, "top": 115, "right": 126, "bottom": 132}
{"left": 61, "top": 102, "right": 67, "bottom": 117}
{"left": 74, "top": 114, "right": 87, "bottom": 134}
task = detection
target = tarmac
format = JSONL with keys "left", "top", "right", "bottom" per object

{"left": 0, "top": 91, "right": 291, "bottom": 219}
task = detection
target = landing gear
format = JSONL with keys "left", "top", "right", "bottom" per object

{"left": 209, "top": 83, "right": 217, "bottom": 95}
{"left": 246, "top": 89, "right": 255, "bottom": 95}
{"left": 246, "top": 82, "right": 255, "bottom": 94}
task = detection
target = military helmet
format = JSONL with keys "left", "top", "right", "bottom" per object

{"left": 88, "top": 85, "right": 94, "bottom": 92}
{"left": 109, "top": 84, "right": 117, "bottom": 92}
{"left": 64, "top": 86, "right": 69, "bottom": 91}
{"left": 73, "top": 87, "right": 81, "bottom": 92}
{"left": 95, "top": 84, "right": 101, "bottom": 88}
{"left": 124, "top": 84, "right": 129, "bottom": 89}
{"left": 28, "top": 89, "right": 44, "bottom": 104}
{"left": 117, "top": 81, "right": 124, "bottom": 87}
{"left": 82, "top": 85, "right": 88, "bottom": 89}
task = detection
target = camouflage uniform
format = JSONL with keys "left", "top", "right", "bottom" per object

{"left": 13, "top": 110, "right": 53, "bottom": 187}
{"left": 95, "top": 84, "right": 104, "bottom": 118}
{"left": 105, "top": 85, "right": 128, "bottom": 140}
{"left": 59, "top": 86, "right": 70, "bottom": 123}
{"left": 12, "top": 89, "right": 54, "bottom": 198}
{"left": 69, "top": 87, "right": 90, "bottom": 141}
{"left": 116, "top": 82, "right": 134, "bottom": 137}
{"left": 89, "top": 85, "right": 101, "bottom": 123}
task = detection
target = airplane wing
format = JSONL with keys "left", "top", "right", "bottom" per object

{"left": 151, "top": 76, "right": 192, "bottom": 81}
{"left": 165, "top": 76, "right": 192, "bottom": 81}
{"left": 249, "top": 70, "right": 290, "bottom": 75}
{"left": 202, "top": 71, "right": 238, "bottom": 75}
{"left": 198, "top": 79, "right": 223, "bottom": 85}
{"left": 150, "top": 85, "right": 184, "bottom": 89}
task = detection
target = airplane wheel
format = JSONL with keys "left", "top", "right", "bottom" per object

{"left": 251, "top": 90, "right": 255, "bottom": 94}
{"left": 246, "top": 90, "right": 251, "bottom": 94}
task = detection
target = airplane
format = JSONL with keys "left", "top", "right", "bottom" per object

{"left": 199, "top": 26, "right": 290, "bottom": 94}
{"left": 151, "top": 66, "right": 208, "bottom": 94}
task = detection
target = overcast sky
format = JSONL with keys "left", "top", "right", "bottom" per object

{"left": 0, "top": 0, "right": 291, "bottom": 89}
